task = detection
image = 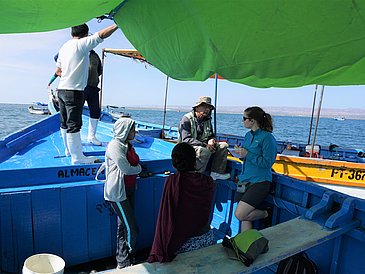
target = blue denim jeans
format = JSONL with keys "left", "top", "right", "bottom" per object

{"left": 58, "top": 89, "right": 84, "bottom": 133}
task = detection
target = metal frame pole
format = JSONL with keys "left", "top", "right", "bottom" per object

{"left": 162, "top": 75, "right": 169, "bottom": 139}
{"left": 308, "top": 84, "right": 318, "bottom": 144}
{"left": 214, "top": 74, "right": 218, "bottom": 135}
{"left": 310, "top": 85, "right": 325, "bottom": 157}
{"left": 99, "top": 49, "right": 105, "bottom": 121}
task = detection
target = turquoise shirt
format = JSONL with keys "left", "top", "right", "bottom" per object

{"left": 238, "top": 128, "right": 277, "bottom": 183}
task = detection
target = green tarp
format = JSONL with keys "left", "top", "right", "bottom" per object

{"left": 0, "top": 0, "right": 121, "bottom": 33}
{"left": 2, "top": 1, "right": 365, "bottom": 88}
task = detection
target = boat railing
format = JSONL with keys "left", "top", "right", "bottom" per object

{"left": 0, "top": 113, "right": 59, "bottom": 163}
{"left": 216, "top": 132, "right": 365, "bottom": 163}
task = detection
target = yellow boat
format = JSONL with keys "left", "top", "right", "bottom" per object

{"left": 273, "top": 155, "right": 365, "bottom": 188}
{"left": 228, "top": 154, "right": 365, "bottom": 188}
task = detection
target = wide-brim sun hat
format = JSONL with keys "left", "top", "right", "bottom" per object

{"left": 192, "top": 96, "right": 215, "bottom": 110}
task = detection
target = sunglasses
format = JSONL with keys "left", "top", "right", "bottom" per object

{"left": 243, "top": 116, "right": 250, "bottom": 121}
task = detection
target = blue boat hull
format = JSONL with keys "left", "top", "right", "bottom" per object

{"left": 1, "top": 114, "right": 365, "bottom": 273}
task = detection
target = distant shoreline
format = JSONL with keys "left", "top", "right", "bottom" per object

{"left": 2, "top": 103, "right": 365, "bottom": 119}
{"left": 121, "top": 106, "right": 365, "bottom": 120}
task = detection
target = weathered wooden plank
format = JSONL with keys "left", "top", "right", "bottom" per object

{"left": 100, "top": 216, "right": 360, "bottom": 274}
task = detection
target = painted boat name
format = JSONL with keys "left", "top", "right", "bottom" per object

{"left": 331, "top": 168, "right": 365, "bottom": 181}
{"left": 58, "top": 167, "right": 103, "bottom": 178}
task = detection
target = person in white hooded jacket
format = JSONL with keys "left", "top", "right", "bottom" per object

{"left": 104, "top": 118, "right": 142, "bottom": 269}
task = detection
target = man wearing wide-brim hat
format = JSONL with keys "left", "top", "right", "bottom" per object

{"left": 177, "top": 96, "right": 230, "bottom": 180}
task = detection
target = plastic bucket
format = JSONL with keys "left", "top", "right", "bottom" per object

{"left": 23, "top": 254, "right": 65, "bottom": 274}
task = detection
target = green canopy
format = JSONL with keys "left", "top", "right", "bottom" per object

{"left": 114, "top": 1, "right": 365, "bottom": 88}
{"left": 0, "top": 0, "right": 121, "bottom": 33}
{"left": 2, "top": 0, "right": 365, "bottom": 88}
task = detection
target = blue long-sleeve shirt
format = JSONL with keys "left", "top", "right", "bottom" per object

{"left": 238, "top": 128, "right": 277, "bottom": 183}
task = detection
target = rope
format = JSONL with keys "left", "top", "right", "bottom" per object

{"left": 97, "top": 0, "right": 130, "bottom": 21}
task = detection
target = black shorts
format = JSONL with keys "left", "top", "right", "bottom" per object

{"left": 235, "top": 181, "right": 271, "bottom": 208}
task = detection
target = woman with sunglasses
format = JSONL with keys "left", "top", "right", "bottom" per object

{"left": 234, "top": 106, "right": 277, "bottom": 232}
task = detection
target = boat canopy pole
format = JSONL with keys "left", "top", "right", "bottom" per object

{"left": 162, "top": 75, "right": 169, "bottom": 139}
{"left": 99, "top": 49, "right": 106, "bottom": 121}
{"left": 213, "top": 74, "right": 218, "bottom": 135}
{"left": 308, "top": 84, "right": 318, "bottom": 144}
{"left": 310, "top": 85, "right": 325, "bottom": 157}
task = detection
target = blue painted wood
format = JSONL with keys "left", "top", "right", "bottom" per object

{"left": 230, "top": 199, "right": 241, "bottom": 235}
{"left": 32, "top": 188, "right": 62, "bottom": 256}
{"left": 2, "top": 191, "right": 40, "bottom": 265}
{"left": 0, "top": 114, "right": 59, "bottom": 163}
{"left": 0, "top": 165, "right": 103, "bottom": 191}
{"left": 154, "top": 175, "right": 166, "bottom": 228}
{"left": 337, "top": 235, "right": 365, "bottom": 273}
{"left": 330, "top": 235, "right": 343, "bottom": 274}
{"left": 135, "top": 177, "right": 156, "bottom": 249}
{"left": 5, "top": 129, "right": 37, "bottom": 148}
{"left": 0, "top": 194, "right": 14, "bottom": 273}
{"left": 211, "top": 180, "right": 236, "bottom": 238}
{"left": 10, "top": 192, "right": 33, "bottom": 272}
{"left": 61, "top": 185, "right": 88, "bottom": 265}
{"left": 325, "top": 198, "right": 356, "bottom": 229}
{"left": 305, "top": 191, "right": 335, "bottom": 220}
{"left": 87, "top": 183, "right": 114, "bottom": 261}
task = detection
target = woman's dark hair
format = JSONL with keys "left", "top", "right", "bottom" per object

{"left": 171, "top": 142, "right": 196, "bottom": 172}
{"left": 245, "top": 106, "right": 274, "bottom": 133}
{"left": 71, "top": 24, "right": 89, "bottom": 38}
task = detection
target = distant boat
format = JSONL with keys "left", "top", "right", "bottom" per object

{"left": 102, "top": 105, "right": 131, "bottom": 118}
{"left": 334, "top": 117, "right": 345, "bottom": 121}
{"left": 28, "top": 104, "right": 49, "bottom": 115}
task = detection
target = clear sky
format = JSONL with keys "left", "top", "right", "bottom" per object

{"left": 0, "top": 18, "right": 364, "bottom": 110}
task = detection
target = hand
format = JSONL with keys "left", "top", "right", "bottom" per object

{"left": 206, "top": 144, "right": 216, "bottom": 153}
{"left": 238, "top": 148, "right": 248, "bottom": 158}
{"left": 208, "top": 139, "right": 216, "bottom": 145}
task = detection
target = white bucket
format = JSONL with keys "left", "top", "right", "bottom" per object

{"left": 22, "top": 253, "right": 65, "bottom": 274}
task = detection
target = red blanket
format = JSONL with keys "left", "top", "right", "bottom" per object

{"left": 147, "top": 171, "right": 215, "bottom": 263}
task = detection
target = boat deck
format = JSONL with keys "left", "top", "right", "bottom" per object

{"left": 0, "top": 115, "right": 172, "bottom": 170}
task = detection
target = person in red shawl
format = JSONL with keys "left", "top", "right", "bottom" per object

{"left": 147, "top": 142, "right": 216, "bottom": 263}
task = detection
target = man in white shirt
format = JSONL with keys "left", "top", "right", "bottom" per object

{"left": 56, "top": 23, "right": 118, "bottom": 164}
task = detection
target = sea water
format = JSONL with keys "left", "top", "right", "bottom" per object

{"left": 1, "top": 104, "right": 365, "bottom": 149}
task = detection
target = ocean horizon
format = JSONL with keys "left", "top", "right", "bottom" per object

{"left": 1, "top": 104, "right": 365, "bottom": 150}
{"left": 2, "top": 102, "right": 365, "bottom": 119}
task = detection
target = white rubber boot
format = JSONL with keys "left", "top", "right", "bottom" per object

{"left": 67, "top": 132, "right": 98, "bottom": 164}
{"left": 60, "top": 128, "right": 70, "bottom": 156}
{"left": 87, "top": 118, "right": 102, "bottom": 146}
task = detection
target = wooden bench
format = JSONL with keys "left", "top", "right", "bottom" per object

{"left": 101, "top": 216, "right": 359, "bottom": 273}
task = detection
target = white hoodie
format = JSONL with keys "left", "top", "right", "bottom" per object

{"left": 104, "top": 118, "right": 142, "bottom": 202}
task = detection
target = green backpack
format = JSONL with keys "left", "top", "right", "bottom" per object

{"left": 222, "top": 229, "right": 269, "bottom": 267}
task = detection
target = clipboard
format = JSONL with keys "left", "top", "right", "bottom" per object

{"left": 228, "top": 148, "right": 243, "bottom": 159}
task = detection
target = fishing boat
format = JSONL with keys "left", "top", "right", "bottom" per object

{"left": 1, "top": 114, "right": 365, "bottom": 274}
{"left": 28, "top": 102, "right": 49, "bottom": 115}
{"left": 102, "top": 105, "right": 131, "bottom": 118}
{"left": 2, "top": 1, "right": 365, "bottom": 274}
